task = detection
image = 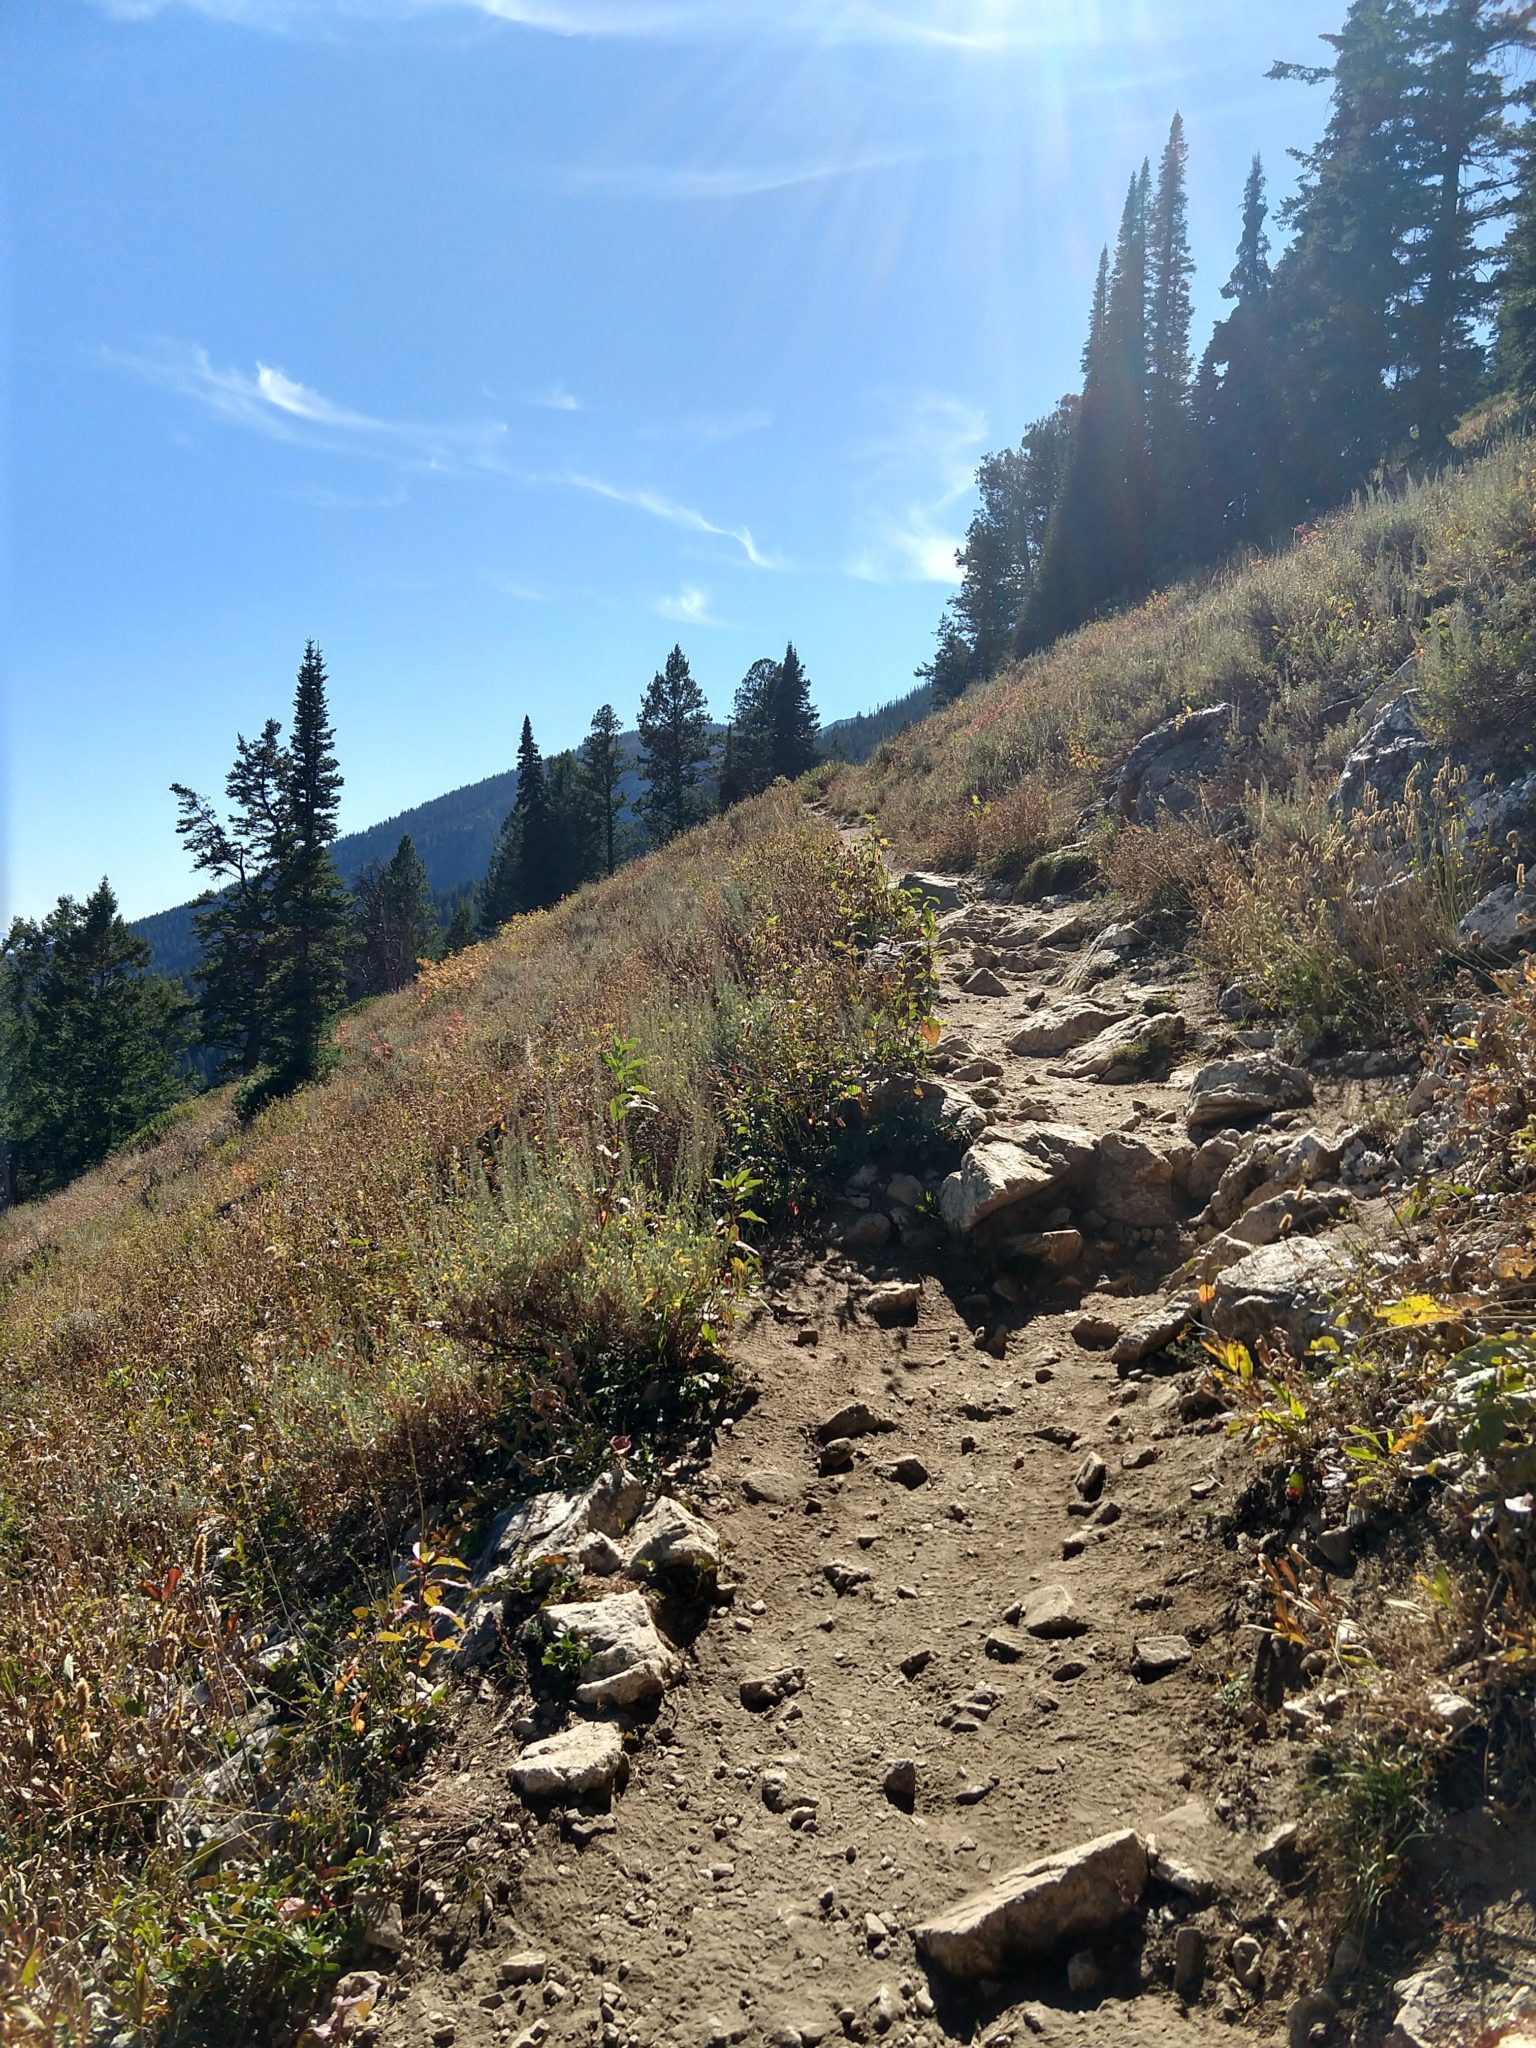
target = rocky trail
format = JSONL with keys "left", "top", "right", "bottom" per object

{"left": 341, "top": 863, "right": 1445, "bottom": 2048}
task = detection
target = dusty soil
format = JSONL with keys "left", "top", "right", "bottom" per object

{"left": 357, "top": 875, "right": 1406, "bottom": 2048}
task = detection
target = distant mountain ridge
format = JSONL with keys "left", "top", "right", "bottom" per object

{"left": 131, "top": 694, "right": 924, "bottom": 979}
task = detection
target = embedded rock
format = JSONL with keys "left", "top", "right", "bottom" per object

{"left": 1458, "top": 881, "right": 1536, "bottom": 957}
{"left": 914, "top": 1828, "right": 1149, "bottom": 1978}
{"left": 624, "top": 1497, "right": 721, "bottom": 1586}
{"left": 963, "top": 968, "right": 1008, "bottom": 998}
{"left": 1060, "top": 1009, "right": 1185, "bottom": 1081}
{"left": 527, "top": 1591, "right": 679, "bottom": 1712}
{"left": 1132, "top": 1635, "right": 1194, "bottom": 1680}
{"left": 817, "top": 1401, "right": 896, "bottom": 1444}
{"left": 1188, "top": 1055, "right": 1314, "bottom": 1130}
{"left": 865, "top": 1280, "right": 923, "bottom": 1326}
{"left": 509, "top": 1722, "right": 628, "bottom": 1804}
{"left": 897, "top": 872, "right": 965, "bottom": 914}
{"left": 913, "top": 1079, "right": 989, "bottom": 1146}
{"left": 1116, "top": 704, "right": 1232, "bottom": 825}
{"left": 1093, "top": 1130, "right": 1180, "bottom": 1230}
{"left": 940, "top": 1125, "right": 1098, "bottom": 1234}
{"left": 1110, "top": 1297, "right": 1195, "bottom": 1365}
{"left": 1009, "top": 1000, "right": 1126, "bottom": 1058}
{"left": 1021, "top": 1586, "right": 1088, "bottom": 1640}
{"left": 1335, "top": 692, "right": 1436, "bottom": 817}
{"left": 1211, "top": 1236, "right": 1351, "bottom": 1348}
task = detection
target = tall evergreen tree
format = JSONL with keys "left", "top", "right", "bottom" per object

{"left": 543, "top": 751, "right": 603, "bottom": 901}
{"left": 637, "top": 645, "right": 712, "bottom": 845}
{"left": 268, "top": 641, "right": 352, "bottom": 1086}
{"left": 768, "top": 643, "right": 820, "bottom": 781}
{"left": 1497, "top": 87, "right": 1536, "bottom": 392}
{"left": 1198, "top": 155, "right": 1291, "bottom": 543}
{"left": 443, "top": 897, "right": 477, "bottom": 955}
{"left": 512, "top": 716, "right": 556, "bottom": 912}
{"left": 173, "top": 719, "right": 289, "bottom": 1076}
{"left": 1147, "top": 113, "right": 1198, "bottom": 571}
{"left": 717, "top": 724, "right": 748, "bottom": 809}
{"left": 1403, "top": 0, "right": 1527, "bottom": 449}
{"left": 728, "top": 659, "right": 779, "bottom": 798}
{"left": 353, "top": 834, "right": 441, "bottom": 996}
{"left": 479, "top": 808, "right": 522, "bottom": 934}
{"left": 1268, "top": 0, "right": 1425, "bottom": 505}
{"left": 1, "top": 881, "right": 190, "bottom": 1202}
{"left": 580, "top": 703, "right": 625, "bottom": 877}
{"left": 174, "top": 643, "right": 350, "bottom": 1092}
{"left": 917, "top": 612, "right": 976, "bottom": 707}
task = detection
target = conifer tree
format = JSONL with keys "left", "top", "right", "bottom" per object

{"left": 717, "top": 724, "right": 748, "bottom": 809}
{"left": 354, "top": 834, "right": 441, "bottom": 995}
{"left": 727, "top": 659, "right": 780, "bottom": 798}
{"left": 1198, "top": 155, "right": 1291, "bottom": 543}
{"left": 512, "top": 716, "right": 555, "bottom": 912}
{"left": 768, "top": 642, "right": 820, "bottom": 780}
{"left": 1268, "top": 0, "right": 1425, "bottom": 504}
{"left": 1, "top": 881, "right": 190, "bottom": 1201}
{"left": 268, "top": 641, "right": 352, "bottom": 1086}
{"left": 543, "top": 750, "right": 602, "bottom": 901}
{"left": 637, "top": 645, "right": 712, "bottom": 845}
{"left": 580, "top": 703, "right": 625, "bottom": 877}
{"left": 1497, "top": 92, "right": 1536, "bottom": 393}
{"left": 1147, "top": 113, "right": 1198, "bottom": 571}
{"left": 917, "top": 611, "right": 975, "bottom": 707}
{"left": 173, "top": 719, "right": 289, "bottom": 1076}
{"left": 443, "top": 897, "right": 477, "bottom": 955}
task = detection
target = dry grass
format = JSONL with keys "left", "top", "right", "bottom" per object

{"left": 0, "top": 789, "right": 932, "bottom": 2043}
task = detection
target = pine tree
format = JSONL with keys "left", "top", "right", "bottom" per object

{"left": 512, "top": 716, "right": 555, "bottom": 912}
{"left": 1147, "top": 114, "right": 1198, "bottom": 573}
{"left": 580, "top": 703, "right": 625, "bottom": 877}
{"left": 637, "top": 645, "right": 712, "bottom": 845}
{"left": 268, "top": 641, "right": 352, "bottom": 1087}
{"left": 768, "top": 642, "right": 820, "bottom": 780}
{"left": 1497, "top": 91, "right": 1536, "bottom": 392}
{"left": 1402, "top": 0, "right": 1526, "bottom": 449}
{"left": 174, "top": 642, "right": 352, "bottom": 1093}
{"left": 1198, "top": 155, "right": 1291, "bottom": 544}
{"left": 543, "top": 751, "right": 602, "bottom": 901}
{"left": 1268, "top": 0, "right": 1425, "bottom": 505}
{"left": 1, "top": 881, "right": 190, "bottom": 1202}
{"left": 479, "top": 809, "right": 522, "bottom": 934}
{"left": 727, "top": 659, "right": 779, "bottom": 798}
{"left": 717, "top": 724, "right": 748, "bottom": 809}
{"left": 443, "top": 897, "right": 477, "bottom": 954}
{"left": 354, "top": 834, "right": 441, "bottom": 995}
{"left": 917, "top": 611, "right": 975, "bottom": 707}
{"left": 173, "top": 719, "right": 289, "bottom": 1076}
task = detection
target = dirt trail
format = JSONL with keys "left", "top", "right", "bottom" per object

{"left": 369, "top": 873, "right": 1303, "bottom": 2048}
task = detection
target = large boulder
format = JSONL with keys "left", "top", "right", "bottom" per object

{"left": 1211, "top": 1236, "right": 1351, "bottom": 1349}
{"left": 525, "top": 1590, "right": 679, "bottom": 1712}
{"left": 940, "top": 1125, "right": 1099, "bottom": 1234}
{"left": 914, "top": 1829, "right": 1150, "bottom": 1978}
{"left": 1205, "top": 1128, "right": 1343, "bottom": 1229}
{"left": 1188, "top": 1055, "right": 1314, "bottom": 1130}
{"left": 508, "top": 1722, "right": 628, "bottom": 1805}
{"left": 1457, "top": 881, "right": 1536, "bottom": 958}
{"left": 1093, "top": 1130, "right": 1182, "bottom": 1231}
{"left": 1335, "top": 692, "right": 1436, "bottom": 817}
{"left": 1116, "top": 705, "right": 1232, "bottom": 825}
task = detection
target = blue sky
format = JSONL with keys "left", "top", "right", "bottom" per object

{"left": 3, "top": 0, "right": 1339, "bottom": 922}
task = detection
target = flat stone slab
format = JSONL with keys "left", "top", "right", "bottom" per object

{"left": 1009, "top": 1000, "right": 1126, "bottom": 1058}
{"left": 1188, "top": 1054, "right": 1315, "bottom": 1129}
{"left": 914, "top": 1828, "right": 1149, "bottom": 1978}
{"left": 509, "top": 1722, "right": 627, "bottom": 1804}
{"left": 1132, "top": 1635, "right": 1194, "bottom": 1680}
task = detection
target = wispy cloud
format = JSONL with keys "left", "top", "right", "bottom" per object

{"left": 847, "top": 388, "right": 985, "bottom": 585}
{"left": 637, "top": 409, "right": 772, "bottom": 449}
{"left": 97, "top": 0, "right": 1093, "bottom": 52}
{"left": 486, "top": 572, "right": 549, "bottom": 601}
{"left": 535, "top": 385, "right": 582, "bottom": 412}
{"left": 555, "top": 151, "right": 913, "bottom": 202}
{"left": 562, "top": 473, "right": 784, "bottom": 570}
{"left": 104, "top": 340, "right": 509, "bottom": 470}
{"left": 280, "top": 479, "right": 410, "bottom": 510}
{"left": 653, "top": 584, "right": 715, "bottom": 626}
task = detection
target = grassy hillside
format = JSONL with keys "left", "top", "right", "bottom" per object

{"left": 0, "top": 788, "right": 931, "bottom": 2041}
{"left": 833, "top": 438, "right": 1535, "bottom": 1044}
